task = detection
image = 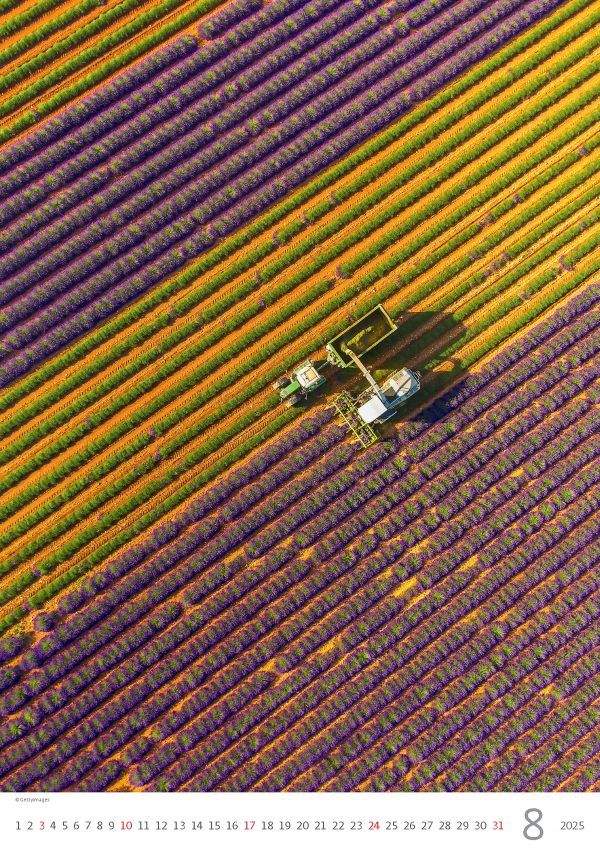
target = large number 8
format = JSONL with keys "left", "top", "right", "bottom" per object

{"left": 523, "top": 808, "right": 543, "bottom": 840}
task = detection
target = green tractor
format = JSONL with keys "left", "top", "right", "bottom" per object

{"left": 273, "top": 359, "right": 327, "bottom": 407}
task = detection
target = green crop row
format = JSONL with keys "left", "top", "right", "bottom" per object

{"left": 1, "top": 274, "right": 374, "bottom": 592}
{"left": 407, "top": 253, "right": 600, "bottom": 413}
{"left": 0, "top": 0, "right": 222, "bottom": 131}
{"left": 2, "top": 93, "right": 591, "bottom": 533}
{"left": 2, "top": 17, "right": 596, "bottom": 480}
{"left": 372, "top": 135, "right": 599, "bottom": 321}
{"left": 0, "top": 0, "right": 102, "bottom": 68}
{"left": 180, "top": 29, "right": 600, "bottom": 302}
{"left": 2, "top": 249, "right": 597, "bottom": 633}
{"left": 0, "top": 0, "right": 25, "bottom": 17}
{"left": 432, "top": 234, "right": 600, "bottom": 365}
{"left": 339, "top": 76, "right": 599, "bottom": 279}
{"left": 0, "top": 0, "right": 193, "bottom": 98}
{"left": 1, "top": 45, "right": 595, "bottom": 547}
{"left": 405, "top": 148, "right": 600, "bottom": 317}
{"left": 406, "top": 190, "right": 600, "bottom": 362}
{"left": 0, "top": 405, "right": 300, "bottom": 630}
{"left": 0, "top": 278, "right": 335, "bottom": 561}
{"left": 0, "top": 2, "right": 596, "bottom": 616}
{"left": 454, "top": 193, "right": 600, "bottom": 321}
{"left": 0, "top": 0, "right": 593, "bottom": 418}
{"left": 2, "top": 155, "right": 596, "bottom": 580}
{"left": 0, "top": 277, "right": 333, "bottom": 534}
{"left": 461, "top": 263, "right": 600, "bottom": 369}
{"left": 360, "top": 154, "right": 599, "bottom": 364}
{"left": 2, "top": 232, "right": 597, "bottom": 620}
{"left": 0, "top": 0, "right": 64, "bottom": 37}
{"left": 358, "top": 101, "right": 599, "bottom": 307}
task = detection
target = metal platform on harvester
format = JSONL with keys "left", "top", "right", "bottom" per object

{"left": 333, "top": 391, "right": 377, "bottom": 448}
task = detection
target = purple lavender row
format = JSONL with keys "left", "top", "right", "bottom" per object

{"left": 0, "top": 0, "right": 454, "bottom": 323}
{"left": 0, "top": 425, "right": 345, "bottom": 733}
{"left": 528, "top": 717, "right": 600, "bottom": 791}
{"left": 0, "top": 0, "right": 318, "bottom": 181}
{"left": 200, "top": 0, "right": 263, "bottom": 40}
{"left": 406, "top": 632, "right": 593, "bottom": 785}
{"left": 245, "top": 344, "right": 597, "bottom": 564}
{"left": 270, "top": 585, "right": 599, "bottom": 792}
{"left": 415, "top": 567, "right": 600, "bottom": 767}
{"left": 0, "top": 0, "right": 371, "bottom": 248}
{"left": 318, "top": 560, "right": 599, "bottom": 791}
{"left": 0, "top": 0, "right": 558, "bottom": 385}
{"left": 69, "top": 759, "right": 125, "bottom": 793}
{"left": 139, "top": 392, "right": 596, "bottom": 784}
{"left": 181, "top": 503, "right": 599, "bottom": 792}
{"left": 555, "top": 749, "right": 600, "bottom": 792}
{"left": 500, "top": 693, "right": 600, "bottom": 791}
{"left": 458, "top": 654, "right": 600, "bottom": 790}
{"left": 337, "top": 456, "right": 599, "bottom": 673}
{"left": 403, "top": 634, "right": 598, "bottom": 790}
{"left": 304, "top": 409, "right": 598, "bottom": 602}
{"left": 73, "top": 656, "right": 336, "bottom": 792}
{"left": 1, "top": 283, "right": 593, "bottom": 694}
{"left": 0, "top": 0, "right": 397, "bottom": 292}
{"left": 0, "top": 587, "right": 184, "bottom": 717}
{"left": 0, "top": 408, "right": 334, "bottom": 669}
{"left": 0, "top": 557, "right": 330, "bottom": 790}
{"left": 289, "top": 518, "right": 600, "bottom": 792}
{"left": 0, "top": 298, "right": 592, "bottom": 780}
{"left": 0, "top": 526, "right": 333, "bottom": 783}
{"left": 0, "top": 0, "right": 522, "bottom": 315}
{"left": 159, "top": 506, "right": 597, "bottom": 791}
{"left": 0, "top": 37, "right": 199, "bottom": 179}
{"left": 247, "top": 396, "right": 596, "bottom": 684}
{"left": 0, "top": 422, "right": 340, "bottom": 665}
{"left": 8, "top": 285, "right": 593, "bottom": 681}
{"left": 410, "top": 409, "right": 597, "bottom": 590}
{"left": 274, "top": 406, "right": 598, "bottom": 675}
{"left": 2, "top": 285, "right": 598, "bottom": 732}
{"left": 255, "top": 390, "right": 595, "bottom": 578}
{"left": 337, "top": 516, "right": 600, "bottom": 791}
{"left": 516, "top": 701, "right": 600, "bottom": 791}
{"left": 47, "top": 562, "right": 329, "bottom": 791}
{"left": 46, "top": 673, "right": 274, "bottom": 792}
{"left": 430, "top": 636, "right": 600, "bottom": 791}
{"left": 0, "top": 599, "right": 185, "bottom": 784}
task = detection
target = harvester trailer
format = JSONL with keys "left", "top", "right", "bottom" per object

{"left": 273, "top": 304, "right": 420, "bottom": 444}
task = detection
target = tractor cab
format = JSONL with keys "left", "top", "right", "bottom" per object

{"left": 273, "top": 360, "right": 326, "bottom": 406}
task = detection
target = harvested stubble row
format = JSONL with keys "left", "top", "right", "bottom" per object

{"left": 0, "top": 88, "right": 596, "bottom": 628}
{"left": 0, "top": 284, "right": 596, "bottom": 791}
{"left": 0, "top": 18, "right": 593, "bottom": 616}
